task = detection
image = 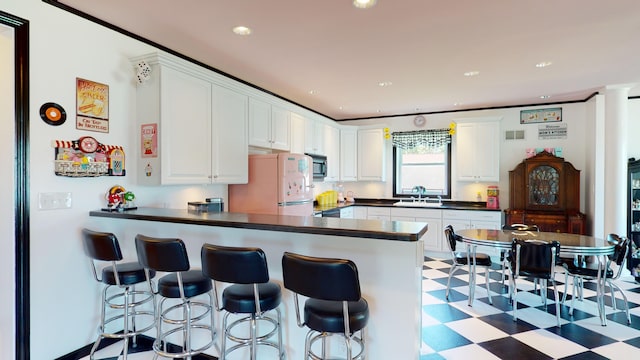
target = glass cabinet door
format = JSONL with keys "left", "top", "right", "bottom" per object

{"left": 528, "top": 165, "right": 560, "bottom": 206}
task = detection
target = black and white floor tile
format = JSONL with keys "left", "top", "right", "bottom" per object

{"left": 421, "top": 256, "right": 640, "bottom": 359}
{"left": 77, "top": 256, "right": 640, "bottom": 360}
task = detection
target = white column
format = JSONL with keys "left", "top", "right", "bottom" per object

{"left": 603, "top": 86, "right": 631, "bottom": 236}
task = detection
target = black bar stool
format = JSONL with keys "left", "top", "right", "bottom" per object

{"left": 282, "top": 252, "right": 369, "bottom": 360}
{"left": 201, "top": 244, "right": 284, "bottom": 359}
{"left": 135, "top": 234, "right": 216, "bottom": 359}
{"left": 82, "top": 228, "right": 156, "bottom": 359}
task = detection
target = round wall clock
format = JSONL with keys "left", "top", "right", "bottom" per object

{"left": 413, "top": 115, "right": 426, "bottom": 127}
{"left": 78, "top": 136, "right": 99, "bottom": 153}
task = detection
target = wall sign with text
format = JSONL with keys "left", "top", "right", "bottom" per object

{"left": 76, "top": 78, "right": 109, "bottom": 133}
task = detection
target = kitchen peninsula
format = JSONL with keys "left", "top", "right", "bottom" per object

{"left": 88, "top": 207, "right": 427, "bottom": 359}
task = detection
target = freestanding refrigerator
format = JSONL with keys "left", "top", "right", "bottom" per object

{"left": 228, "top": 153, "right": 314, "bottom": 216}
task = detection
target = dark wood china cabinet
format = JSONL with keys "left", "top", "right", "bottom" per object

{"left": 505, "top": 151, "right": 586, "bottom": 234}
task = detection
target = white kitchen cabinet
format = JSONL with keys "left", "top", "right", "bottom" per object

{"left": 340, "top": 207, "right": 354, "bottom": 219}
{"left": 304, "top": 118, "right": 325, "bottom": 155}
{"left": 455, "top": 121, "right": 500, "bottom": 182}
{"left": 340, "top": 127, "right": 358, "bottom": 181}
{"left": 367, "top": 207, "right": 390, "bottom": 221}
{"left": 353, "top": 206, "right": 368, "bottom": 220}
{"left": 133, "top": 53, "right": 247, "bottom": 185}
{"left": 289, "top": 112, "right": 306, "bottom": 154}
{"left": 442, "top": 210, "right": 502, "bottom": 229}
{"left": 211, "top": 85, "right": 248, "bottom": 184}
{"left": 248, "top": 98, "right": 290, "bottom": 151}
{"left": 324, "top": 124, "right": 340, "bottom": 182}
{"left": 357, "top": 128, "right": 386, "bottom": 181}
{"left": 391, "top": 207, "right": 443, "bottom": 252}
{"left": 442, "top": 209, "right": 502, "bottom": 256}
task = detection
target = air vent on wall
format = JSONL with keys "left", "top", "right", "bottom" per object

{"left": 505, "top": 130, "right": 525, "bottom": 140}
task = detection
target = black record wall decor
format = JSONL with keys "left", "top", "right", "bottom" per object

{"left": 39, "top": 102, "right": 67, "bottom": 126}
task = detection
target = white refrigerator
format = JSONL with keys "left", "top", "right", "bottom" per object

{"left": 228, "top": 153, "right": 314, "bottom": 216}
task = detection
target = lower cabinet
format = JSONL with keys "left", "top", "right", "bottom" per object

{"left": 340, "top": 207, "right": 354, "bottom": 219}
{"left": 391, "top": 207, "right": 443, "bottom": 252}
{"left": 367, "top": 207, "right": 391, "bottom": 221}
{"left": 442, "top": 210, "right": 502, "bottom": 256}
{"left": 352, "top": 206, "right": 368, "bottom": 220}
{"left": 350, "top": 206, "right": 503, "bottom": 254}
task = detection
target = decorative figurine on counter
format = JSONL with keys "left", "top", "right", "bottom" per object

{"left": 103, "top": 185, "right": 137, "bottom": 212}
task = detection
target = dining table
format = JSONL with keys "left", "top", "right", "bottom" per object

{"left": 456, "top": 228, "right": 615, "bottom": 326}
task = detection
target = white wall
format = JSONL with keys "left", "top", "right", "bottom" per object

{"left": 5, "top": 1, "right": 228, "bottom": 358}
{"left": 0, "top": 23, "right": 16, "bottom": 357}
{"left": 339, "top": 103, "right": 588, "bottom": 208}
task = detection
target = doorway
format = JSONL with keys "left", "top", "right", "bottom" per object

{"left": 0, "top": 10, "right": 30, "bottom": 360}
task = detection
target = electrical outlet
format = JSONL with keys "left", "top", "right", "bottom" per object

{"left": 38, "top": 192, "right": 72, "bottom": 210}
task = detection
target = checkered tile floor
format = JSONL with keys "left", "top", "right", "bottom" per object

{"left": 421, "top": 256, "right": 640, "bottom": 359}
{"left": 78, "top": 256, "right": 640, "bottom": 360}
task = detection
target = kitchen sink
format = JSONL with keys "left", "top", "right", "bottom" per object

{"left": 393, "top": 201, "right": 443, "bottom": 207}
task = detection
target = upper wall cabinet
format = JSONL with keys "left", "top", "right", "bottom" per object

{"left": 358, "top": 128, "right": 386, "bottom": 181}
{"left": 324, "top": 124, "right": 340, "bottom": 182}
{"left": 304, "top": 118, "right": 325, "bottom": 155}
{"left": 340, "top": 127, "right": 358, "bottom": 182}
{"left": 289, "top": 112, "right": 306, "bottom": 154}
{"left": 248, "top": 98, "right": 290, "bottom": 151}
{"left": 455, "top": 121, "right": 500, "bottom": 182}
{"left": 132, "top": 53, "right": 248, "bottom": 185}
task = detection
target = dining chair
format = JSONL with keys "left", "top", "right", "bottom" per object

{"left": 444, "top": 225, "right": 493, "bottom": 305}
{"left": 501, "top": 224, "right": 540, "bottom": 287}
{"left": 563, "top": 233, "right": 632, "bottom": 324}
{"left": 510, "top": 238, "right": 562, "bottom": 327}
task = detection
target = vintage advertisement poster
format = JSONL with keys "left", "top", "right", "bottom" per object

{"left": 76, "top": 78, "right": 109, "bottom": 133}
{"left": 141, "top": 123, "right": 158, "bottom": 158}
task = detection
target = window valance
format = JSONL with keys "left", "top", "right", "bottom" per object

{"left": 391, "top": 129, "right": 451, "bottom": 150}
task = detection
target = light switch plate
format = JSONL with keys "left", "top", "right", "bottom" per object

{"left": 38, "top": 192, "right": 72, "bottom": 210}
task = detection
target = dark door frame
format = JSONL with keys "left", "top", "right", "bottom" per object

{"left": 0, "top": 10, "right": 30, "bottom": 360}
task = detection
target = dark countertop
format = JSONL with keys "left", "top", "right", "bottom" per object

{"left": 314, "top": 198, "right": 501, "bottom": 213}
{"left": 89, "top": 207, "right": 427, "bottom": 242}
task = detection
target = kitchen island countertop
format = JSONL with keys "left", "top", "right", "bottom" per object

{"left": 90, "top": 207, "right": 427, "bottom": 242}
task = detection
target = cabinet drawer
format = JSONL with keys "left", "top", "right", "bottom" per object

{"left": 367, "top": 207, "right": 391, "bottom": 216}
{"left": 468, "top": 211, "right": 502, "bottom": 222}
{"left": 391, "top": 207, "right": 441, "bottom": 218}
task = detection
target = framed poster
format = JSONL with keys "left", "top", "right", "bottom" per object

{"left": 76, "top": 78, "right": 109, "bottom": 133}
{"left": 520, "top": 107, "right": 562, "bottom": 124}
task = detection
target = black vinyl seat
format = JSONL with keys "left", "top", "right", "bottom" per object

{"left": 444, "top": 225, "right": 493, "bottom": 305}
{"left": 510, "top": 238, "right": 562, "bottom": 327}
{"left": 501, "top": 224, "right": 540, "bottom": 287}
{"left": 82, "top": 228, "right": 156, "bottom": 360}
{"left": 563, "top": 233, "right": 631, "bottom": 325}
{"left": 282, "top": 252, "right": 369, "bottom": 360}
{"left": 135, "top": 234, "right": 216, "bottom": 359}
{"left": 200, "top": 244, "right": 283, "bottom": 360}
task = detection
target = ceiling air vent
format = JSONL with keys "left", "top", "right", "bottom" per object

{"left": 505, "top": 130, "right": 525, "bottom": 140}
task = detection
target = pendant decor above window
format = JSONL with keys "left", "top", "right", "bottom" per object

{"left": 391, "top": 128, "right": 451, "bottom": 151}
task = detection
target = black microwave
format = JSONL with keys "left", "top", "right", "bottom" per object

{"left": 306, "top": 153, "right": 327, "bottom": 181}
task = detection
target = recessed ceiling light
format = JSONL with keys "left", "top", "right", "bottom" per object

{"left": 378, "top": 81, "right": 393, "bottom": 87}
{"left": 453, "top": 102, "right": 462, "bottom": 106}
{"left": 308, "top": 90, "right": 316, "bottom": 95}
{"left": 463, "top": 71, "right": 479, "bottom": 77}
{"left": 540, "top": 95, "right": 551, "bottom": 99}
{"left": 232, "top": 26, "right": 252, "bottom": 36}
{"left": 353, "top": 0, "right": 377, "bottom": 9}
{"left": 535, "top": 61, "right": 553, "bottom": 68}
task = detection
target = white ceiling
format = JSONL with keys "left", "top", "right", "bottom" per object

{"left": 54, "top": 0, "right": 640, "bottom": 120}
